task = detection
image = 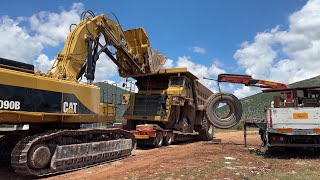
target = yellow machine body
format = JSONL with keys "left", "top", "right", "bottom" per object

{"left": 0, "top": 67, "right": 115, "bottom": 124}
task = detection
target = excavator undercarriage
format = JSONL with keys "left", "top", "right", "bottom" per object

{"left": 10, "top": 129, "right": 135, "bottom": 176}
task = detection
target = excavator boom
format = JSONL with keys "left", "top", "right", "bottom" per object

{"left": 49, "top": 11, "right": 166, "bottom": 82}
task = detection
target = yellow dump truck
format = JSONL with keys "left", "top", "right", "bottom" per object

{"left": 124, "top": 68, "right": 242, "bottom": 147}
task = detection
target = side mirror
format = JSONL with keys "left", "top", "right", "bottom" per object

{"left": 122, "top": 83, "right": 126, "bottom": 87}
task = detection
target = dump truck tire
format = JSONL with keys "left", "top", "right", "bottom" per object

{"left": 163, "top": 131, "right": 173, "bottom": 146}
{"left": 154, "top": 131, "right": 163, "bottom": 148}
{"left": 198, "top": 116, "right": 214, "bottom": 141}
{"left": 205, "top": 93, "right": 242, "bottom": 129}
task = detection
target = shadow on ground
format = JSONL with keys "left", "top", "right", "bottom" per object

{"left": 252, "top": 147, "right": 320, "bottom": 159}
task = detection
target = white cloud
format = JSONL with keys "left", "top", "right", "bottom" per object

{"left": 234, "top": 0, "right": 320, "bottom": 85}
{"left": 209, "top": 63, "right": 226, "bottom": 76}
{"left": 94, "top": 54, "right": 118, "bottom": 82}
{"left": 233, "top": 86, "right": 261, "bottom": 99}
{"left": 34, "top": 54, "right": 54, "bottom": 72}
{"left": 176, "top": 56, "right": 225, "bottom": 79}
{"left": 0, "top": 16, "right": 43, "bottom": 64}
{"left": 0, "top": 3, "right": 83, "bottom": 70}
{"left": 192, "top": 46, "right": 206, "bottom": 54}
{"left": 162, "top": 58, "right": 173, "bottom": 68}
{"left": 234, "top": 30, "right": 277, "bottom": 79}
{"left": 29, "top": 3, "right": 83, "bottom": 46}
{"left": 173, "top": 56, "right": 226, "bottom": 92}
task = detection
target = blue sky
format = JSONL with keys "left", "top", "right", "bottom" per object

{"left": 1, "top": 0, "right": 320, "bottom": 98}
{"left": 1, "top": 1, "right": 305, "bottom": 62}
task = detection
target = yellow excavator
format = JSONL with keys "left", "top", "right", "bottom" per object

{"left": 0, "top": 10, "right": 165, "bottom": 176}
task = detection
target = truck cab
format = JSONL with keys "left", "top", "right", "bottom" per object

{"left": 168, "top": 76, "right": 194, "bottom": 106}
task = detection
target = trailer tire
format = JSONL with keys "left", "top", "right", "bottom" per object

{"left": 198, "top": 116, "right": 214, "bottom": 141}
{"left": 124, "top": 119, "right": 136, "bottom": 130}
{"left": 154, "top": 131, "right": 163, "bottom": 148}
{"left": 205, "top": 93, "right": 242, "bottom": 129}
{"left": 163, "top": 131, "right": 173, "bottom": 146}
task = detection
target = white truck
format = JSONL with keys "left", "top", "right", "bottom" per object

{"left": 262, "top": 86, "right": 320, "bottom": 150}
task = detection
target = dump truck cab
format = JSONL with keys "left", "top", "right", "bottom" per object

{"left": 168, "top": 76, "right": 194, "bottom": 105}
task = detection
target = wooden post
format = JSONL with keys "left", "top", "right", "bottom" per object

{"left": 244, "top": 122, "right": 247, "bottom": 147}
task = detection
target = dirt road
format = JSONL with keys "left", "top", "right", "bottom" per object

{"left": 2, "top": 130, "right": 320, "bottom": 180}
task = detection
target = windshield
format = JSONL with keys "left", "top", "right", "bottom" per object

{"left": 170, "top": 77, "right": 185, "bottom": 86}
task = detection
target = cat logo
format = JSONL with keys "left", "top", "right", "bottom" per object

{"left": 63, "top": 102, "right": 78, "bottom": 114}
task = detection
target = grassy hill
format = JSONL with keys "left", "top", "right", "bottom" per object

{"left": 237, "top": 75, "right": 320, "bottom": 120}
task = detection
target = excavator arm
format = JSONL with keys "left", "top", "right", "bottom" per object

{"left": 48, "top": 11, "right": 166, "bottom": 82}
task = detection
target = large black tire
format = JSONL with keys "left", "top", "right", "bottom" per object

{"left": 198, "top": 116, "right": 214, "bottom": 141}
{"left": 154, "top": 131, "right": 163, "bottom": 148}
{"left": 163, "top": 131, "right": 173, "bottom": 146}
{"left": 205, "top": 93, "right": 242, "bottom": 129}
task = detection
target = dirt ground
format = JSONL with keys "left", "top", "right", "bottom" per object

{"left": 2, "top": 130, "right": 320, "bottom": 180}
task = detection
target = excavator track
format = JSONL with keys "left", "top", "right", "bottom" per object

{"left": 0, "top": 131, "right": 29, "bottom": 166}
{"left": 0, "top": 135, "right": 13, "bottom": 165}
{"left": 11, "top": 128, "right": 136, "bottom": 176}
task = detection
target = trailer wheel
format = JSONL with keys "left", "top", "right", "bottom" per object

{"left": 205, "top": 93, "right": 242, "bottom": 129}
{"left": 198, "top": 116, "right": 214, "bottom": 141}
{"left": 154, "top": 131, "right": 163, "bottom": 148}
{"left": 163, "top": 131, "right": 173, "bottom": 146}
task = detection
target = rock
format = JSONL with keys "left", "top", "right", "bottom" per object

{"left": 295, "top": 161, "right": 307, "bottom": 166}
{"left": 224, "top": 157, "right": 236, "bottom": 160}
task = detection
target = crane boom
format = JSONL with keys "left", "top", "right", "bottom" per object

{"left": 216, "top": 74, "right": 288, "bottom": 89}
{"left": 48, "top": 12, "right": 166, "bottom": 82}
